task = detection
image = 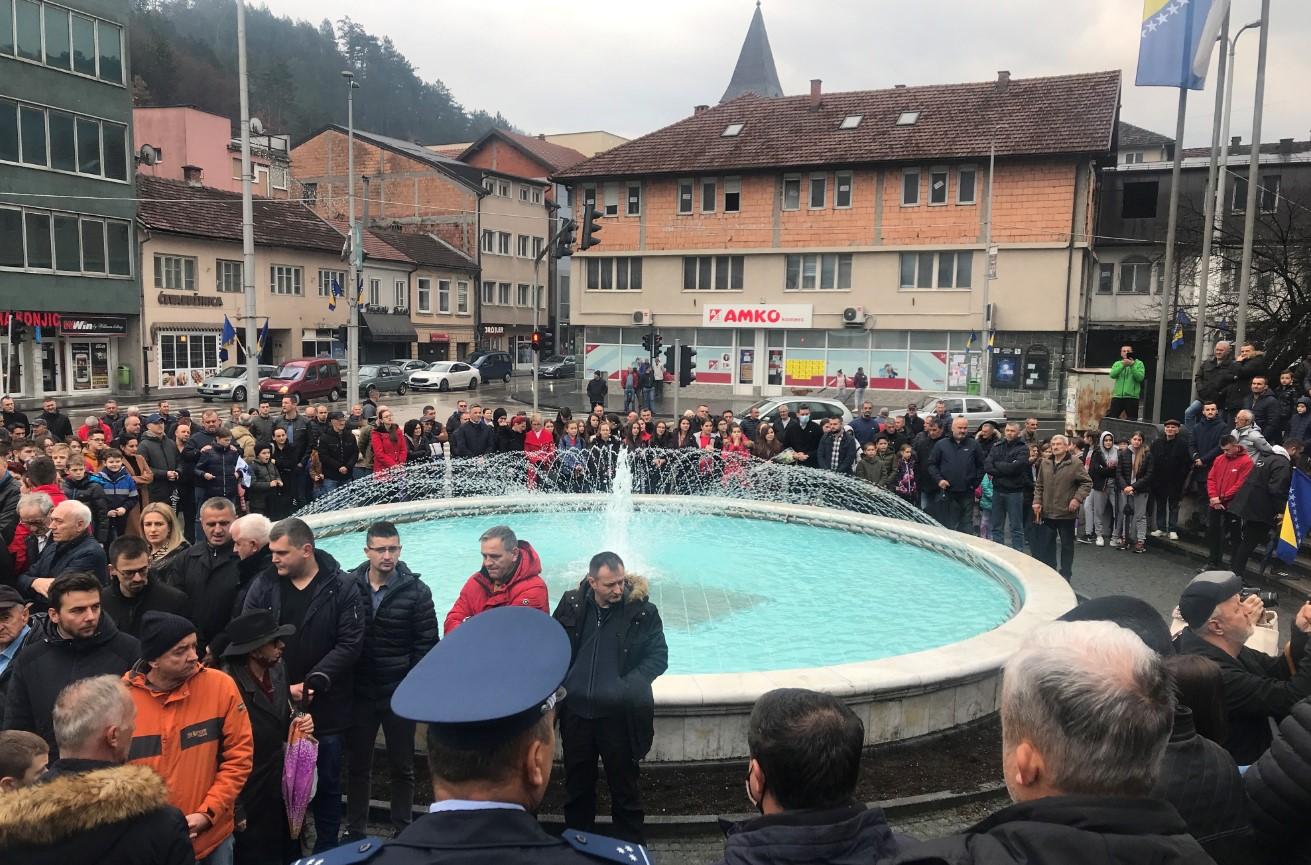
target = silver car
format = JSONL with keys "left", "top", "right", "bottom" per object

{"left": 198, "top": 365, "right": 276, "bottom": 403}
{"left": 745, "top": 396, "right": 853, "bottom": 430}
{"left": 889, "top": 395, "right": 1008, "bottom": 430}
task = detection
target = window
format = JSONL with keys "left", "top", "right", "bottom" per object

{"left": 1097, "top": 263, "right": 1114, "bottom": 294}
{"left": 627, "top": 183, "right": 641, "bottom": 216}
{"left": 724, "top": 177, "right": 741, "bottom": 212}
{"left": 457, "top": 281, "right": 469, "bottom": 313}
{"left": 1119, "top": 259, "right": 1152, "bottom": 294}
{"left": 604, "top": 182, "right": 619, "bottom": 216}
{"left": 317, "top": 268, "right": 344, "bottom": 298}
{"left": 25, "top": 212, "right": 51, "bottom": 269}
{"left": 438, "top": 279, "right": 452, "bottom": 313}
{"left": 722, "top": 122, "right": 744, "bottom": 137}
{"left": 498, "top": 282, "right": 511, "bottom": 305}
{"left": 532, "top": 236, "right": 543, "bottom": 259}
{"left": 683, "top": 255, "right": 744, "bottom": 291}
{"left": 0, "top": 0, "right": 11, "bottom": 55}
{"left": 839, "top": 114, "right": 862, "bottom": 129}
{"left": 532, "top": 188, "right": 542, "bottom": 204}
{"left": 416, "top": 277, "right": 432, "bottom": 312}
{"left": 154, "top": 254, "right": 197, "bottom": 290}
{"left": 782, "top": 175, "right": 801, "bottom": 210}
{"left": 105, "top": 221, "right": 129, "bottom": 275}
{"left": 519, "top": 185, "right": 530, "bottom": 202}
{"left": 0, "top": 207, "right": 129, "bottom": 275}
{"left": 929, "top": 168, "right": 948, "bottom": 205}
{"left": 1232, "top": 174, "right": 1280, "bottom": 212}
{"left": 497, "top": 181, "right": 510, "bottom": 197}
{"left": 1121, "top": 181, "right": 1158, "bottom": 219}
{"left": 75, "top": 116, "right": 99, "bottom": 175}
{"left": 1123, "top": 151, "right": 1145, "bottom": 165}
{"left": 1, "top": 3, "right": 121, "bottom": 83}
{"left": 585, "top": 257, "right": 643, "bottom": 291}
{"left": 77, "top": 218, "right": 103, "bottom": 273}
{"left": 678, "top": 179, "right": 693, "bottom": 214}
{"left": 71, "top": 13, "right": 94, "bottom": 76}
{"left": 497, "top": 232, "right": 511, "bottom": 255}
{"left": 303, "top": 182, "right": 317, "bottom": 206}
{"left": 898, "top": 251, "right": 972, "bottom": 289}
{"left": 0, "top": 208, "right": 22, "bottom": 268}
{"left": 2, "top": 99, "right": 127, "bottom": 181}
{"left": 481, "top": 281, "right": 495, "bottom": 304}
{"left": 517, "top": 234, "right": 530, "bottom": 258}
{"left": 102, "top": 122, "right": 126, "bottom": 181}
{"left": 43, "top": 4, "right": 69, "bottom": 69}
{"left": 48, "top": 110, "right": 75, "bottom": 172}
{"left": 15, "top": 0, "right": 40, "bottom": 61}
{"left": 835, "top": 172, "right": 852, "bottom": 208}
{"left": 897, "top": 111, "right": 920, "bottom": 126}
{"left": 52, "top": 214, "right": 78, "bottom": 271}
{"left": 482, "top": 177, "right": 494, "bottom": 194}
{"left": 809, "top": 174, "right": 827, "bottom": 208}
{"left": 394, "top": 279, "right": 407, "bottom": 308}
{"left": 368, "top": 278, "right": 380, "bottom": 306}
{"left": 159, "top": 333, "right": 220, "bottom": 386}
{"left": 96, "top": 20, "right": 122, "bottom": 83}
{"left": 19, "top": 105, "right": 45, "bottom": 166}
{"left": 271, "top": 265, "right": 303, "bottom": 295}
{"left": 958, "top": 166, "right": 977, "bottom": 204}
{"left": 481, "top": 230, "right": 494, "bottom": 254}
{"left": 270, "top": 166, "right": 288, "bottom": 190}
{"left": 902, "top": 168, "right": 920, "bottom": 205}
{"left": 0, "top": 100, "right": 16, "bottom": 162}
{"left": 700, "top": 178, "right": 716, "bottom": 213}
{"left": 218, "top": 260, "right": 244, "bottom": 293}
{"left": 517, "top": 283, "right": 530, "bottom": 306}
{"left": 785, "top": 254, "right": 852, "bottom": 290}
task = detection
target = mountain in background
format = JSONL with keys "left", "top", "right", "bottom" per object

{"left": 130, "top": 0, "right": 514, "bottom": 145}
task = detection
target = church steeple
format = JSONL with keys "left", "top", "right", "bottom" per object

{"left": 720, "top": 2, "right": 784, "bottom": 103}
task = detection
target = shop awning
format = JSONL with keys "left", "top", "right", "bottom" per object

{"left": 359, "top": 311, "right": 418, "bottom": 343}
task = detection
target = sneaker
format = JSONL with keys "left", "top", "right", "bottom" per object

{"left": 1150, "top": 529, "right": 1164, "bottom": 538}
{"left": 1077, "top": 535, "right": 1094, "bottom": 544}
{"left": 1095, "top": 536, "right": 1105, "bottom": 547}
{"left": 1134, "top": 541, "right": 1146, "bottom": 554}
{"left": 1167, "top": 531, "right": 1179, "bottom": 541}
{"left": 1112, "top": 537, "right": 1124, "bottom": 549}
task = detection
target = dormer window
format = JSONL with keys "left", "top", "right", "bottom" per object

{"left": 839, "top": 115, "right": 862, "bottom": 129}
{"left": 896, "top": 111, "right": 920, "bottom": 126}
{"left": 722, "top": 123, "right": 744, "bottom": 137}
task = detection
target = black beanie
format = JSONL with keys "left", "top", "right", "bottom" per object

{"left": 140, "top": 611, "right": 197, "bottom": 662}
{"left": 1058, "top": 595, "right": 1174, "bottom": 655}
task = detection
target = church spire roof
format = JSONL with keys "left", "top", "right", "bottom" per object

{"left": 720, "top": 2, "right": 784, "bottom": 103}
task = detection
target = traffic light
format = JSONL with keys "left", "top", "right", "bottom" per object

{"left": 8, "top": 319, "right": 25, "bottom": 344}
{"left": 679, "top": 345, "right": 697, "bottom": 387}
{"left": 530, "top": 330, "right": 543, "bottom": 354}
{"left": 664, "top": 345, "right": 676, "bottom": 375}
{"left": 554, "top": 218, "right": 577, "bottom": 258}
{"left": 641, "top": 333, "right": 653, "bottom": 354}
{"left": 541, "top": 330, "right": 556, "bottom": 355}
{"left": 580, "top": 206, "right": 604, "bottom": 250}
{"left": 653, "top": 332, "right": 663, "bottom": 355}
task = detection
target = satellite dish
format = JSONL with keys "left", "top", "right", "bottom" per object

{"left": 249, "top": 117, "right": 264, "bottom": 135}
{"left": 137, "top": 144, "right": 161, "bottom": 166}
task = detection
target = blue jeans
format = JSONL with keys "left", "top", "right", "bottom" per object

{"left": 1154, "top": 495, "right": 1180, "bottom": 533}
{"left": 642, "top": 387, "right": 655, "bottom": 411}
{"left": 311, "top": 733, "right": 344, "bottom": 853}
{"left": 990, "top": 490, "right": 1025, "bottom": 551}
{"left": 199, "top": 834, "right": 234, "bottom": 865}
{"left": 624, "top": 388, "right": 637, "bottom": 413}
{"left": 321, "top": 476, "right": 346, "bottom": 495}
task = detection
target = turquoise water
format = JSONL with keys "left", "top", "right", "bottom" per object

{"left": 317, "top": 511, "right": 1016, "bottom": 675}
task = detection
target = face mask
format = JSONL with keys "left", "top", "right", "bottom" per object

{"left": 798, "top": 414, "right": 810, "bottom": 425}
{"left": 744, "top": 765, "right": 763, "bottom": 814}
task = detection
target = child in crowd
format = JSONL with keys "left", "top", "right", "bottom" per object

{"left": 92, "top": 447, "right": 137, "bottom": 542}
{"left": 892, "top": 442, "right": 918, "bottom": 505}
{"left": 63, "top": 458, "right": 110, "bottom": 545}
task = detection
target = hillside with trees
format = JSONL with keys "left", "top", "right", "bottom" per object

{"left": 130, "top": 0, "right": 514, "bottom": 144}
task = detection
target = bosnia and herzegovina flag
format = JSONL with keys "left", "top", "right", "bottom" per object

{"left": 219, "top": 315, "right": 237, "bottom": 363}
{"left": 1136, "top": 0, "right": 1229, "bottom": 90}
{"left": 1275, "top": 468, "right": 1311, "bottom": 562}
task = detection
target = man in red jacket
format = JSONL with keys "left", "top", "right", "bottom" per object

{"left": 444, "top": 525, "right": 547, "bottom": 634}
{"left": 7, "top": 457, "right": 66, "bottom": 575}
{"left": 1205, "top": 435, "right": 1254, "bottom": 571}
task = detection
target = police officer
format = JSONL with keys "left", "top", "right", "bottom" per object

{"left": 299, "top": 606, "right": 650, "bottom": 865}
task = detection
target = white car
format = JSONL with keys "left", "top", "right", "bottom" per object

{"left": 889, "top": 395, "right": 1008, "bottom": 430}
{"left": 745, "top": 396, "right": 853, "bottom": 429}
{"left": 407, "top": 361, "right": 479, "bottom": 392}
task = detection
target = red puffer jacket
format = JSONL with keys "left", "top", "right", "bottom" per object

{"left": 443, "top": 541, "right": 548, "bottom": 634}
{"left": 371, "top": 424, "right": 408, "bottom": 474}
{"left": 1207, "top": 450, "right": 1254, "bottom": 505}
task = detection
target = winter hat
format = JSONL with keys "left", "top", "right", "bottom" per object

{"left": 1058, "top": 595, "right": 1174, "bottom": 655}
{"left": 139, "top": 611, "right": 197, "bottom": 662}
{"left": 1178, "top": 571, "right": 1242, "bottom": 630}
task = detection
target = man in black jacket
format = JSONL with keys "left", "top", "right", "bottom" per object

{"left": 1245, "top": 375, "right": 1283, "bottom": 444}
{"left": 715, "top": 688, "right": 901, "bottom": 865}
{"left": 816, "top": 417, "right": 857, "bottom": 475}
{"left": 928, "top": 417, "right": 983, "bottom": 533}
{"left": 1175, "top": 570, "right": 1311, "bottom": 764}
{"left": 242, "top": 517, "right": 364, "bottom": 852}
{"left": 100, "top": 536, "right": 189, "bottom": 638}
{"left": 138, "top": 414, "right": 180, "bottom": 507}
{"left": 1191, "top": 340, "right": 1236, "bottom": 428}
{"left": 1, "top": 396, "right": 30, "bottom": 433}
{"left": 911, "top": 419, "right": 944, "bottom": 509}
{"left": 23, "top": 500, "right": 108, "bottom": 599}
{"left": 172, "top": 498, "right": 240, "bottom": 649}
{"left": 1225, "top": 343, "right": 1267, "bottom": 418}
{"left": 4, "top": 573, "right": 140, "bottom": 753}
{"left": 553, "top": 551, "right": 668, "bottom": 844}
{"left": 985, "top": 423, "right": 1031, "bottom": 551}
{"left": 316, "top": 412, "right": 359, "bottom": 496}
{"left": 344, "top": 521, "right": 438, "bottom": 840}
{"left": 453, "top": 411, "right": 495, "bottom": 457}
{"left": 781, "top": 406, "right": 824, "bottom": 468}
{"left": 891, "top": 619, "right": 1208, "bottom": 865}
{"left": 0, "top": 674, "right": 193, "bottom": 865}
{"left": 586, "top": 370, "right": 608, "bottom": 411}
{"left": 442, "top": 400, "right": 470, "bottom": 442}
{"left": 1149, "top": 420, "right": 1193, "bottom": 540}
{"left": 1229, "top": 446, "right": 1292, "bottom": 579}
{"left": 37, "top": 398, "right": 73, "bottom": 441}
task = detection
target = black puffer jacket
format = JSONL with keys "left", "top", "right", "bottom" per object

{"left": 716, "top": 803, "right": 900, "bottom": 865}
{"left": 1227, "top": 352, "right": 1267, "bottom": 411}
{"left": 1150, "top": 706, "right": 1252, "bottom": 865}
{"left": 0, "top": 470, "right": 20, "bottom": 545}
{"left": 1115, "top": 444, "right": 1154, "bottom": 492}
{"left": 1245, "top": 697, "right": 1311, "bottom": 865}
{"left": 0, "top": 759, "right": 194, "bottom": 865}
{"left": 348, "top": 561, "right": 439, "bottom": 701}
{"left": 1230, "top": 450, "right": 1291, "bottom": 525}
{"left": 1150, "top": 434, "right": 1194, "bottom": 498}
{"left": 316, "top": 424, "right": 359, "bottom": 482}
{"left": 173, "top": 540, "right": 240, "bottom": 649}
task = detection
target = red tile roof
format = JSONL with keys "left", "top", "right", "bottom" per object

{"left": 371, "top": 229, "right": 477, "bottom": 273}
{"left": 461, "top": 129, "right": 588, "bottom": 174}
{"left": 320, "top": 219, "right": 412, "bottom": 264}
{"left": 135, "top": 175, "right": 345, "bottom": 252}
{"left": 557, "top": 70, "right": 1121, "bottom": 180}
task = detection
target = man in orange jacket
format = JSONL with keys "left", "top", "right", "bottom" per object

{"left": 443, "top": 525, "right": 548, "bottom": 634}
{"left": 125, "top": 611, "right": 253, "bottom": 864}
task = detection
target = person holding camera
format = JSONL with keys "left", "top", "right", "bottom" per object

{"left": 1107, "top": 344, "right": 1146, "bottom": 421}
{"left": 1174, "top": 571, "right": 1311, "bottom": 765}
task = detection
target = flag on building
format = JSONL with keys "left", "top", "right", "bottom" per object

{"left": 1136, "top": 0, "right": 1230, "bottom": 90}
{"left": 967, "top": 331, "right": 978, "bottom": 348}
{"left": 255, "top": 320, "right": 269, "bottom": 357}
{"left": 987, "top": 331, "right": 996, "bottom": 351}
{"left": 355, "top": 275, "right": 365, "bottom": 306}
{"left": 1171, "top": 312, "right": 1186, "bottom": 350}
{"left": 328, "top": 275, "right": 343, "bottom": 311}
{"left": 219, "top": 315, "right": 237, "bottom": 362}
{"left": 1275, "top": 468, "right": 1311, "bottom": 562}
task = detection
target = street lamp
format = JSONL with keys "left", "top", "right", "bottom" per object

{"left": 236, "top": 0, "right": 261, "bottom": 409}
{"left": 343, "top": 70, "right": 362, "bottom": 405}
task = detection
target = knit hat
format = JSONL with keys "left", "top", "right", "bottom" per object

{"left": 1058, "top": 595, "right": 1174, "bottom": 655}
{"left": 139, "top": 611, "right": 197, "bottom": 662}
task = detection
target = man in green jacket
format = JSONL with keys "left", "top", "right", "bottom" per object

{"left": 1108, "top": 344, "right": 1147, "bottom": 420}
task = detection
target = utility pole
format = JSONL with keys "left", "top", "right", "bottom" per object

{"left": 237, "top": 0, "right": 259, "bottom": 410}
{"left": 343, "top": 70, "right": 361, "bottom": 405}
{"left": 1151, "top": 87, "right": 1188, "bottom": 423}
{"left": 672, "top": 339, "right": 681, "bottom": 422}
{"left": 1235, "top": 0, "right": 1271, "bottom": 349}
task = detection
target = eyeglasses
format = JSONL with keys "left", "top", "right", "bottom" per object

{"left": 116, "top": 565, "right": 149, "bottom": 578}
{"left": 367, "top": 545, "right": 401, "bottom": 554}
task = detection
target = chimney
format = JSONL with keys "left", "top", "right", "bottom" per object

{"left": 893, "top": 84, "right": 905, "bottom": 89}
{"left": 1231, "top": 135, "right": 1242, "bottom": 148}
{"left": 810, "top": 78, "right": 822, "bottom": 108}
{"left": 996, "top": 70, "right": 1010, "bottom": 93}
{"left": 537, "top": 133, "right": 546, "bottom": 140}
{"left": 182, "top": 165, "right": 203, "bottom": 186}
{"left": 693, "top": 104, "right": 709, "bottom": 115}
{"left": 1279, "top": 137, "right": 1294, "bottom": 156}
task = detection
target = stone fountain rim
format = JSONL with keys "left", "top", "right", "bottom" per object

{"left": 301, "top": 494, "right": 1077, "bottom": 710}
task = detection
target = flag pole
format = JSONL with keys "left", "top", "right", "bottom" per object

{"left": 237, "top": 0, "right": 260, "bottom": 410}
{"left": 1190, "top": 12, "right": 1230, "bottom": 399}
{"left": 1151, "top": 86, "right": 1188, "bottom": 423}
{"left": 1235, "top": 0, "right": 1271, "bottom": 349}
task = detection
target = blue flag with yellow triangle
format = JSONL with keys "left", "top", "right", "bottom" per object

{"left": 1136, "top": 0, "right": 1229, "bottom": 90}
{"left": 1275, "top": 468, "right": 1311, "bottom": 563}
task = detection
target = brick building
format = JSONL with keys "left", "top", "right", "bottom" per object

{"left": 555, "top": 69, "right": 1121, "bottom": 412}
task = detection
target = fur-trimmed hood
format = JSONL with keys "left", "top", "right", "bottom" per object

{"left": 0, "top": 763, "right": 169, "bottom": 847}
{"left": 626, "top": 573, "right": 650, "bottom": 603}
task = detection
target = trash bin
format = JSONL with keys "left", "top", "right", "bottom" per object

{"left": 117, "top": 364, "right": 131, "bottom": 388}
{"left": 967, "top": 380, "right": 980, "bottom": 395}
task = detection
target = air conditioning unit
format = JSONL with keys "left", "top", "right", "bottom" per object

{"left": 842, "top": 306, "right": 865, "bottom": 328}
{"left": 632, "top": 309, "right": 652, "bottom": 325}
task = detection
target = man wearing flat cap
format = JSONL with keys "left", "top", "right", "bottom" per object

{"left": 302, "top": 606, "right": 650, "bottom": 865}
{"left": 1175, "top": 571, "right": 1311, "bottom": 764}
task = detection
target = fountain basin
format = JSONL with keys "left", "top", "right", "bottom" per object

{"left": 304, "top": 495, "right": 1075, "bottom": 761}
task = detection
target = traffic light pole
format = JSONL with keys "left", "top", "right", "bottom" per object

{"left": 530, "top": 217, "right": 578, "bottom": 414}
{"left": 672, "top": 339, "right": 681, "bottom": 421}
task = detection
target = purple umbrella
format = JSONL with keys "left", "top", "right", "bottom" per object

{"left": 283, "top": 714, "right": 318, "bottom": 837}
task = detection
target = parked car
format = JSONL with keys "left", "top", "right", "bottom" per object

{"left": 746, "top": 396, "right": 853, "bottom": 430}
{"left": 359, "top": 364, "right": 409, "bottom": 397}
{"left": 407, "top": 361, "right": 480, "bottom": 392}
{"left": 537, "top": 354, "right": 576, "bottom": 379}
{"left": 388, "top": 358, "right": 430, "bottom": 374}
{"left": 466, "top": 351, "right": 513, "bottom": 383}
{"left": 197, "top": 365, "right": 276, "bottom": 403}
{"left": 889, "top": 395, "right": 1008, "bottom": 430}
{"left": 258, "top": 357, "right": 344, "bottom": 405}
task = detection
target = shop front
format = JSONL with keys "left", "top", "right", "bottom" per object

{"left": 416, "top": 327, "right": 475, "bottom": 364}
{"left": 359, "top": 310, "right": 418, "bottom": 364}
{"left": 1, "top": 311, "right": 131, "bottom": 399}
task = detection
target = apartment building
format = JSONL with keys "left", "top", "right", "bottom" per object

{"left": 134, "top": 105, "right": 294, "bottom": 199}
{"left": 372, "top": 229, "right": 478, "bottom": 362}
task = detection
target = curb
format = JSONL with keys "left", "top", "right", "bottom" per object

{"left": 1150, "top": 532, "right": 1311, "bottom": 598}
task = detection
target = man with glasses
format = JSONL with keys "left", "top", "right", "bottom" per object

{"left": 100, "top": 536, "right": 189, "bottom": 639}
{"left": 344, "top": 521, "right": 438, "bottom": 842}
{"left": 445, "top": 400, "right": 469, "bottom": 438}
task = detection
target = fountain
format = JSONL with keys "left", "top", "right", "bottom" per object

{"left": 299, "top": 448, "right": 1075, "bottom": 761}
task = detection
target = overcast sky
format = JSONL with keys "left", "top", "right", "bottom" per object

{"left": 262, "top": 0, "right": 1309, "bottom": 148}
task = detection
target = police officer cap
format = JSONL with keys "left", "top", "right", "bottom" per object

{"left": 391, "top": 606, "right": 569, "bottom": 749}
